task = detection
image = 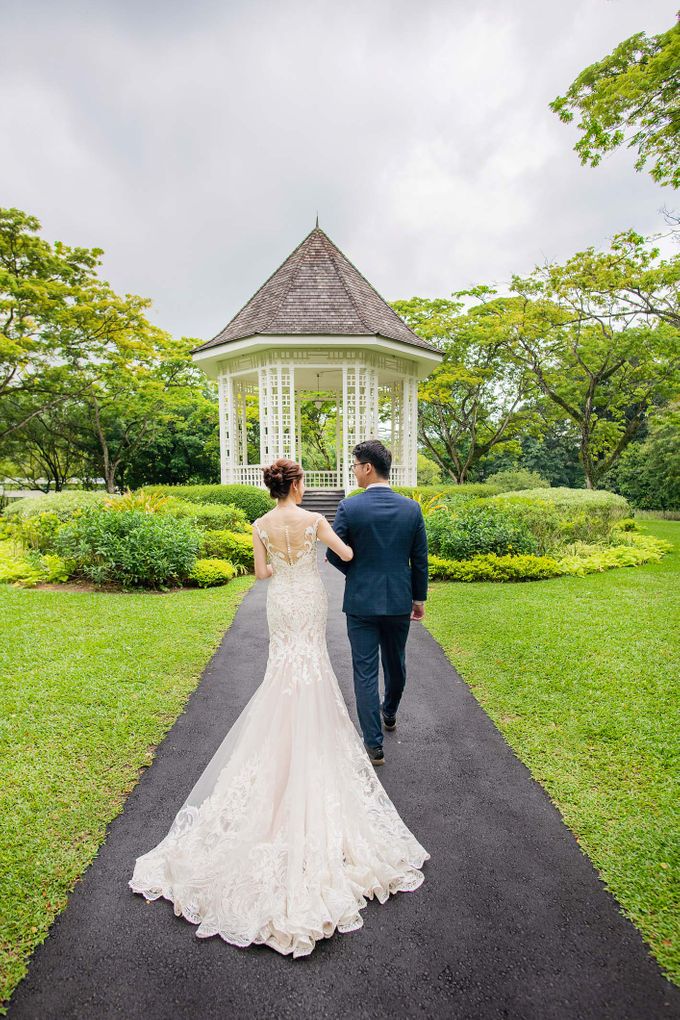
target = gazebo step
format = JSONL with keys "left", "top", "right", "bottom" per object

{"left": 301, "top": 489, "right": 345, "bottom": 523}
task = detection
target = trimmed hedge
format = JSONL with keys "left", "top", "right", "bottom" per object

{"left": 428, "top": 552, "right": 563, "bottom": 582}
{"left": 163, "top": 498, "right": 251, "bottom": 532}
{"left": 140, "top": 484, "right": 274, "bottom": 522}
{"left": 493, "top": 488, "right": 630, "bottom": 549}
{"left": 2, "top": 491, "right": 113, "bottom": 522}
{"left": 199, "top": 529, "right": 254, "bottom": 569}
{"left": 346, "top": 483, "right": 502, "bottom": 503}
{"left": 188, "top": 558, "right": 237, "bottom": 587}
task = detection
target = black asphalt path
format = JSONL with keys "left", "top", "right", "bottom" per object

{"left": 8, "top": 553, "right": 680, "bottom": 1019}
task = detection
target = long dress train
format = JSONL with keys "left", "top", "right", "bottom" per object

{"left": 128, "top": 510, "right": 429, "bottom": 958}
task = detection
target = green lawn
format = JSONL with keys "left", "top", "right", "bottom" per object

{"left": 0, "top": 576, "right": 254, "bottom": 1014}
{"left": 424, "top": 520, "right": 680, "bottom": 986}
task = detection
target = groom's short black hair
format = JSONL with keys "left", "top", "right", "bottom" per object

{"left": 353, "top": 439, "right": 392, "bottom": 478}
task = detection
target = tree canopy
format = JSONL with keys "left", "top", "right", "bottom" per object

{"left": 550, "top": 17, "right": 680, "bottom": 188}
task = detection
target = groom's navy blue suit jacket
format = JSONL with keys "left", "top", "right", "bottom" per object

{"left": 326, "top": 486, "right": 428, "bottom": 616}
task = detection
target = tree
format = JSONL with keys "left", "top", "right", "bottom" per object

{"left": 0, "top": 207, "right": 163, "bottom": 443}
{"left": 550, "top": 17, "right": 680, "bottom": 188}
{"left": 509, "top": 234, "right": 680, "bottom": 488}
{"left": 118, "top": 381, "right": 220, "bottom": 489}
{"left": 298, "top": 399, "right": 337, "bottom": 471}
{"left": 80, "top": 339, "right": 205, "bottom": 493}
{"left": 392, "top": 295, "right": 541, "bottom": 484}
{"left": 602, "top": 401, "right": 680, "bottom": 509}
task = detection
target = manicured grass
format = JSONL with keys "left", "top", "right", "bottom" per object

{"left": 424, "top": 520, "right": 680, "bottom": 986}
{"left": 0, "top": 577, "right": 254, "bottom": 1014}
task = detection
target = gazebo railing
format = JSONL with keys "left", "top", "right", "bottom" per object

{"left": 227, "top": 465, "right": 412, "bottom": 490}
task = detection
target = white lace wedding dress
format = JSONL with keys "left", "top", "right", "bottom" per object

{"left": 128, "top": 510, "right": 429, "bottom": 958}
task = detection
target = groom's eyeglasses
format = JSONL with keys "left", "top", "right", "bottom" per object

{"left": 352, "top": 461, "right": 367, "bottom": 470}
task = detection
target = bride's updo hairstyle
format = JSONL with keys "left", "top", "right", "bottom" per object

{"left": 262, "top": 458, "right": 304, "bottom": 499}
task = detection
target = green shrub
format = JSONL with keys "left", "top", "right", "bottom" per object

{"left": 54, "top": 506, "right": 200, "bottom": 589}
{"left": 140, "top": 484, "right": 274, "bottom": 521}
{"left": 2, "top": 490, "right": 113, "bottom": 522}
{"left": 199, "top": 529, "right": 254, "bottom": 569}
{"left": 162, "top": 498, "right": 251, "bottom": 532}
{"left": 428, "top": 552, "right": 563, "bottom": 582}
{"left": 483, "top": 468, "right": 551, "bottom": 492}
{"left": 187, "top": 558, "right": 236, "bottom": 587}
{"left": 425, "top": 502, "right": 537, "bottom": 560}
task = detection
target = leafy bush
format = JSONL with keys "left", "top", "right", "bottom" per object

{"left": 2, "top": 490, "right": 113, "bottom": 522}
{"left": 425, "top": 502, "right": 537, "bottom": 560}
{"left": 200, "top": 529, "right": 254, "bottom": 569}
{"left": 140, "top": 484, "right": 274, "bottom": 521}
{"left": 187, "top": 558, "right": 236, "bottom": 587}
{"left": 163, "top": 498, "right": 251, "bottom": 532}
{"left": 54, "top": 506, "right": 200, "bottom": 589}
{"left": 483, "top": 468, "right": 550, "bottom": 492}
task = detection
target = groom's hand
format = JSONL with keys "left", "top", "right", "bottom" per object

{"left": 411, "top": 601, "right": 425, "bottom": 621}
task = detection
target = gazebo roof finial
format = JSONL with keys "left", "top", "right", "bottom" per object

{"left": 315, "top": 212, "right": 319, "bottom": 229}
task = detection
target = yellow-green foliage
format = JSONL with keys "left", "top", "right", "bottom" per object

{"left": 200, "top": 529, "right": 254, "bottom": 569}
{"left": 428, "top": 552, "right": 564, "bottom": 582}
{"left": 427, "top": 531, "right": 670, "bottom": 582}
{"left": 106, "top": 488, "right": 170, "bottom": 513}
{"left": 0, "top": 541, "right": 71, "bottom": 587}
{"left": 557, "top": 533, "right": 671, "bottom": 575}
{"left": 188, "top": 558, "right": 236, "bottom": 587}
{"left": 8, "top": 511, "right": 62, "bottom": 552}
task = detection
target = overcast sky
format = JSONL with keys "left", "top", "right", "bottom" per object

{"left": 1, "top": 0, "right": 675, "bottom": 343}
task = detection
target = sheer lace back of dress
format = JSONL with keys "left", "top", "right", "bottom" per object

{"left": 254, "top": 510, "right": 322, "bottom": 569}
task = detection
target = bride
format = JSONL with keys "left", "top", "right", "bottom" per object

{"left": 128, "top": 458, "right": 429, "bottom": 958}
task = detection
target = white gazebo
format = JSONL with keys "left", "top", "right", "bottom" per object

{"left": 190, "top": 226, "right": 442, "bottom": 492}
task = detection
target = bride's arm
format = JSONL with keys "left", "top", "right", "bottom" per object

{"left": 252, "top": 527, "right": 273, "bottom": 579}
{"left": 317, "top": 516, "right": 354, "bottom": 562}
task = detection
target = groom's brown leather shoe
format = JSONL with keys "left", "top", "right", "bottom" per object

{"left": 382, "top": 712, "right": 397, "bottom": 732}
{"left": 366, "top": 746, "right": 385, "bottom": 766}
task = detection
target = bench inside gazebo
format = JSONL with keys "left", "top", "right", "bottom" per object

{"left": 190, "top": 225, "right": 442, "bottom": 506}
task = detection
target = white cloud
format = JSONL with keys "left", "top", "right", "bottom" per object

{"left": 0, "top": 0, "right": 674, "bottom": 339}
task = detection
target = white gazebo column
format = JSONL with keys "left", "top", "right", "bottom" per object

{"left": 341, "top": 360, "right": 379, "bottom": 491}
{"left": 218, "top": 369, "right": 237, "bottom": 484}
{"left": 235, "top": 380, "right": 249, "bottom": 468}
{"left": 389, "top": 382, "right": 404, "bottom": 476}
{"left": 258, "top": 361, "right": 296, "bottom": 465}
{"left": 402, "top": 372, "right": 419, "bottom": 485}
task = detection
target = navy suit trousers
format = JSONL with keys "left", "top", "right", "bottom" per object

{"left": 346, "top": 612, "right": 411, "bottom": 749}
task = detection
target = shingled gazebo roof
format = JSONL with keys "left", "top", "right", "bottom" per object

{"left": 190, "top": 227, "right": 439, "bottom": 355}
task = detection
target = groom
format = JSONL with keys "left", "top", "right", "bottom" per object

{"left": 327, "top": 439, "right": 428, "bottom": 766}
